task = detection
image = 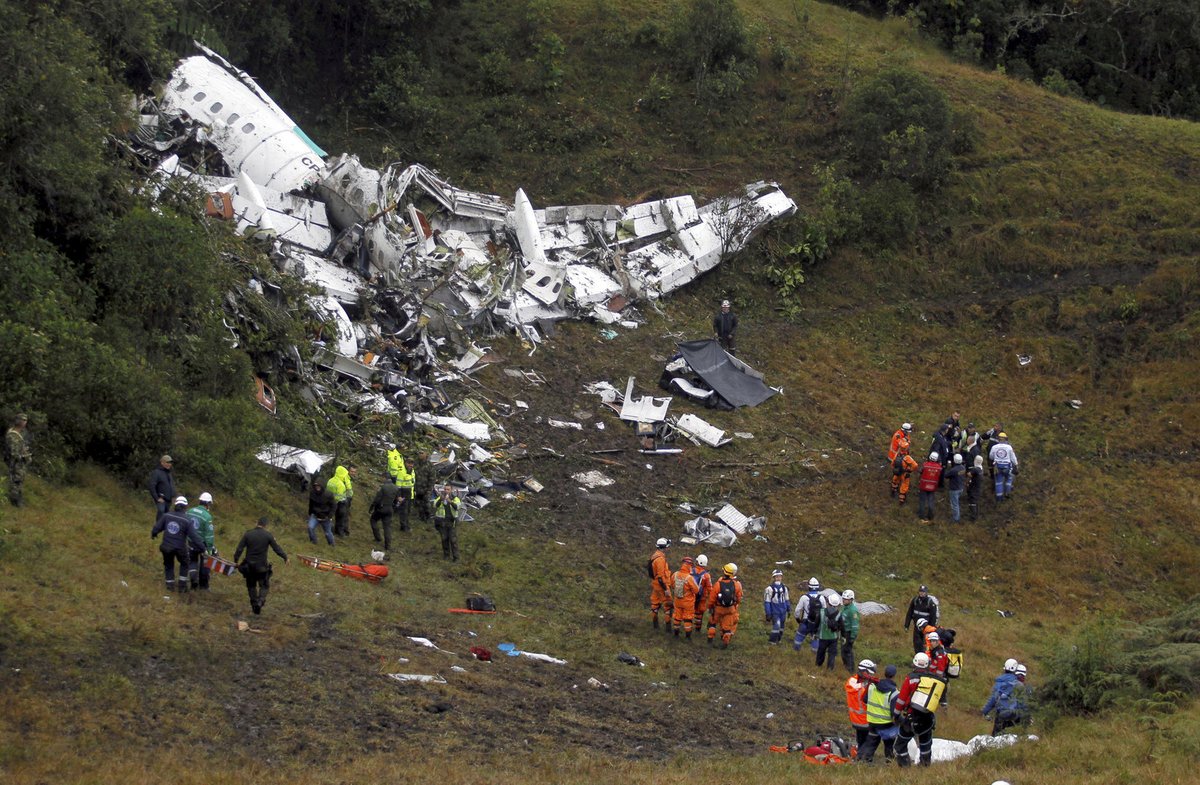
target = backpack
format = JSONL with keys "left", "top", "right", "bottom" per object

{"left": 892, "top": 453, "right": 905, "bottom": 472}
{"left": 673, "top": 572, "right": 689, "bottom": 599}
{"left": 646, "top": 558, "right": 655, "bottom": 579}
{"left": 805, "top": 592, "right": 822, "bottom": 627}
{"left": 717, "top": 579, "right": 738, "bottom": 607}
{"left": 910, "top": 673, "right": 948, "bottom": 713}
{"left": 946, "top": 648, "right": 963, "bottom": 678}
{"left": 466, "top": 596, "right": 496, "bottom": 612}
{"left": 824, "top": 607, "right": 843, "bottom": 633}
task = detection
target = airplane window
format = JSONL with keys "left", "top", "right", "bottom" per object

{"left": 210, "top": 102, "right": 223, "bottom": 113}
{"left": 193, "top": 92, "right": 206, "bottom": 102}
{"left": 242, "top": 123, "right": 256, "bottom": 133}
{"left": 227, "top": 113, "right": 239, "bottom": 124}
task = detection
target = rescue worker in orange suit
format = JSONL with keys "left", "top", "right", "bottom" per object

{"left": 691, "top": 554, "right": 713, "bottom": 634}
{"left": 707, "top": 563, "right": 744, "bottom": 648}
{"left": 845, "top": 659, "right": 878, "bottom": 749}
{"left": 670, "top": 556, "right": 701, "bottom": 639}
{"left": 891, "top": 438, "right": 919, "bottom": 503}
{"left": 649, "top": 537, "right": 673, "bottom": 629}
{"left": 889, "top": 422, "right": 913, "bottom": 462}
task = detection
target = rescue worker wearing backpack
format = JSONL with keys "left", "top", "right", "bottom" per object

{"left": 763, "top": 570, "right": 791, "bottom": 644}
{"left": 925, "top": 630, "right": 949, "bottom": 677}
{"left": 839, "top": 589, "right": 861, "bottom": 673}
{"left": 891, "top": 440, "right": 919, "bottom": 503}
{"left": 793, "top": 577, "right": 824, "bottom": 651}
{"left": 691, "top": 554, "right": 713, "bottom": 633}
{"left": 981, "top": 658, "right": 1023, "bottom": 735}
{"left": 888, "top": 422, "right": 913, "bottom": 462}
{"left": 648, "top": 538, "right": 672, "bottom": 629}
{"left": 670, "top": 556, "right": 700, "bottom": 639}
{"left": 845, "top": 659, "right": 877, "bottom": 748}
{"left": 894, "top": 652, "right": 945, "bottom": 767}
{"left": 917, "top": 452, "right": 943, "bottom": 523}
{"left": 707, "top": 563, "right": 743, "bottom": 648}
{"left": 857, "top": 664, "right": 900, "bottom": 763}
{"left": 816, "top": 593, "right": 843, "bottom": 670}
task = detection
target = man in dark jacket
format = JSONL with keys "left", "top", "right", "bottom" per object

{"left": 433, "top": 484, "right": 462, "bottom": 561}
{"left": 368, "top": 479, "right": 402, "bottom": 552}
{"left": 307, "top": 480, "right": 336, "bottom": 545}
{"left": 234, "top": 517, "right": 288, "bottom": 615}
{"left": 966, "top": 455, "right": 985, "bottom": 521}
{"left": 413, "top": 450, "right": 436, "bottom": 521}
{"left": 147, "top": 454, "right": 175, "bottom": 523}
{"left": 712, "top": 300, "right": 738, "bottom": 352}
{"left": 929, "top": 426, "right": 951, "bottom": 487}
{"left": 904, "top": 585, "right": 940, "bottom": 654}
{"left": 151, "top": 496, "right": 204, "bottom": 593}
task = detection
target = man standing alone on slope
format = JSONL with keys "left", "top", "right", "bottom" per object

{"left": 234, "top": 517, "right": 288, "bottom": 615}
{"left": 5, "top": 413, "right": 32, "bottom": 506}
{"left": 147, "top": 454, "right": 175, "bottom": 523}
{"left": 713, "top": 299, "right": 738, "bottom": 352}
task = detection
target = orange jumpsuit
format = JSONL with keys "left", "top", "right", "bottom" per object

{"left": 691, "top": 565, "right": 713, "bottom": 631}
{"left": 649, "top": 548, "right": 672, "bottom": 624}
{"left": 892, "top": 452, "right": 918, "bottom": 501}
{"left": 889, "top": 428, "right": 908, "bottom": 462}
{"left": 670, "top": 567, "right": 700, "bottom": 635}
{"left": 706, "top": 576, "right": 744, "bottom": 645}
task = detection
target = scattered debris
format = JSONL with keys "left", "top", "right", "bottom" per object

{"left": 255, "top": 444, "right": 332, "bottom": 484}
{"left": 997, "top": 609, "right": 1015, "bottom": 618}
{"left": 774, "top": 560, "right": 793, "bottom": 566}
{"left": 857, "top": 602, "right": 894, "bottom": 616}
{"left": 587, "top": 677, "right": 610, "bottom": 690}
{"left": 617, "top": 652, "right": 645, "bottom": 667}
{"left": 909, "top": 733, "right": 1035, "bottom": 763}
{"left": 469, "top": 646, "right": 492, "bottom": 661}
{"left": 1066, "top": 399, "right": 1083, "bottom": 409}
{"left": 674, "top": 413, "right": 732, "bottom": 447}
{"left": 572, "top": 470, "right": 615, "bottom": 488}
{"left": 450, "top": 665, "right": 468, "bottom": 673}
{"left": 619, "top": 377, "right": 671, "bottom": 423}
{"left": 408, "top": 636, "right": 456, "bottom": 655}
{"left": 518, "top": 651, "right": 568, "bottom": 665}
{"left": 734, "top": 432, "right": 754, "bottom": 439}
{"left": 387, "top": 673, "right": 448, "bottom": 684}
{"left": 664, "top": 340, "right": 780, "bottom": 408}
{"left": 548, "top": 419, "right": 583, "bottom": 430}
{"left": 236, "top": 621, "right": 265, "bottom": 633}
{"left": 1017, "top": 354, "right": 1033, "bottom": 366}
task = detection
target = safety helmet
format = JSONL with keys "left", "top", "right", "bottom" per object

{"left": 772, "top": 570, "right": 783, "bottom": 578}
{"left": 841, "top": 589, "right": 855, "bottom": 602}
{"left": 721, "top": 299, "right": 731, "bottom": 307}
{"left": 1003, "top": 658, "right": 1019, "bottom": 673}
{"left": 927, "top": 631, "right": 940, "bottom": 642}
{"left": 919, "top": 584, "right": 928, "bottom": 593}
{"left": 913, "top": 652, "right": 930, "bottom": 668}
{"left": 656, "top": 537, "right": 669, "bottom": 548}
{"left": 1016, "top": 663, "right": 1027, "bottom": 676}
{"left": 953, "top": 454, "right": 963, "bottom": 464}
{"left": 916, "top": 618, "right": 929, "bottom": 629}
{"left": 858, "top": 659, "right": 876, "bottom": 673}
{"left": 999, "top": 432, "right": 1008, "bottom": 439}
{"left": 199, "top": 491, "right": 213, "bottom": 504}
{"left": 808, "top": 577, "right": 820, "bottom": 589}
{"left": 929, "top": 451, "right": 939, "bottom": 461}
{"left": 681, "top": 556, "right": 694, "bottom": 565}
{"left": 173, "top": 495, "right": 188, "bottom": 508}
{"left": 828, "top": 594, "right": 842, "bottom": 607}
{"left": 723, "top": 563, "right": 738, "bottom": 577}
{"left": 370, "top": 550, "right": 385, "bottom": 562}
{"left": 902, "top": 422, "right": 912, "bottom": 432}
{"left": 696, "top": 554, "right": 708, "bottom": 567}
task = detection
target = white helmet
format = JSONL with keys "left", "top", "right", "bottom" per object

{"left": 656, "top": 537, "right": 669, "bottom": 548}
{"left": 953, "top": 454, "right": 963, "bottom": 464}
{"left": 926, "top": 631, "right": 940, "bottom": 642}
{"left": 858, "top": 659, "right": 876, "bottom": 673}
{"left": 696, "top": 554, "right": 708, "bottom": 567}
{"left": 808, "top": 577, "right": 820, "bottom": 589}
{"left": 199, "top": 491, "right": 213, "bottom": 504}
{"left": 841, "top": 589, "right": 855, "bottom": 602}
{"left": 828, "top": 594, "right": 842, "bottom": 607}
{"left": 1016, "top": 663, "right": 1027, "bottom": 676}
{"left": 370, "top": 550, "right": 385, "bottom": 562}
{"left": 1003, "top": 658, "right": 1019, "bottom": 673}
{"left": 916, "top": 618, "right": 929, "bottom": 629}
{"left": 913, "top": 652, "right": 930, "bottom": 668}
{"left": 902, "top": 422, "right": 912, "bottom": 432}
{"left": 173, "top": 496, "right": 188, "bottom": 507}
{"left": 929, "top": 451, "right": 939, "bottom": 461}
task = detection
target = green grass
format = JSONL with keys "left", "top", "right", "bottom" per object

{"left": 3, "top": 0, "right": 1200, "bottom": 782}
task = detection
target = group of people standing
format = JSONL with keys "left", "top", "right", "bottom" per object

{"left": 888, "top": 414, "right": 1020, "bottom": 523}
{"left": 648, "top": 539, "right": 744, "bottom": 647}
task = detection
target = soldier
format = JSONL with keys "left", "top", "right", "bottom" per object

{"left": 368, "top": 479, "right": 402, "bottom": 553}
{"left": 413, "top": 450, "right": 436, "bottom": 522}
{"left": 234, "top": 517, "right": 289, "bottom": 615}
{"left": 5, "top": 413, "right": 32, "bottom": 506}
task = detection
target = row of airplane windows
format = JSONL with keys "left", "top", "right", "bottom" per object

{"left": 192, "top": 91, "right": 256, "bottom": 135}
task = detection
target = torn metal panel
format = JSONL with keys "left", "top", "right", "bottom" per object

{"left": 514, "top": 189, "right": 566, "bottom": 305}
{"left": 285, "top": 251, "right": 365, "bottom": 306}
{"left": 312, "top": 296, "right": 357, "bottom": 357}
{"left": 565, "top": 264, "right": 622, "bottom": 306}
{"left": 619, "top": 377, "right": 671, "bottom": 423}
{"left": 256, "top": 443, "right": 332, "bottom": 481}
{"left": 413, "top": 413, "right": 490, "bottom": 442}
{"left": 683, "top": 516, "right": 738, "bottom": 548}
{"left": 311, "top": 346, "right": 374, "bottom": 388}
{"left": 674, "top": 413, "right": 730, "bottom": 447}
{"left": 162, "top": 46, "right": 326, "bottom": 193}
{"left": 668, "top": 377, "right": 715, "bottom": 403}
{"left": 714, "top": 503, "right": 752, "bottom": 534}
{"left": 317, "top": 153, "right": 383, "bottom": 230}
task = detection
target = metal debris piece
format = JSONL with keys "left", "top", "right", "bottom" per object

{"left": 619, "top": 377, "right": 671, "bottom": 423}
{"left": 572, "top": 470, "right": 614, "bottom": 489}
{"left": 388, "top": 673, "right": 448, "bottom": 684}
{"left": 674, "top": 413, "right": 731, "bottom": 447}
{"left": 256, "top": 444, "right": 332, "bottom": 482}
{"left": 548, "top": 419, "right": 583, "bottom": 430}
{"left": 1017, "top": 354, "right": 1032, "bottom": 366}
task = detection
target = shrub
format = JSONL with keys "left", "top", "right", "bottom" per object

{"left": 668, "top": 0, "right": 759, "bottom": 101}
{"left": 842, "top": 66, "right": 953, "bottom": 190}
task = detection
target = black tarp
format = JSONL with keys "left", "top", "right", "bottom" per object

{"left": 676, "top": 339, "right": 778, "bottom": 408}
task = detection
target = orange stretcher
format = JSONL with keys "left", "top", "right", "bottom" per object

{"left": 298, "top": 554, "right": 389, "bottom": 583}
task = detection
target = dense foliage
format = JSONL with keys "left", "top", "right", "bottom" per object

{"left": 831, "top": 0, "right": 1200, "bottom": 119}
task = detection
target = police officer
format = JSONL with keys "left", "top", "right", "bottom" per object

{"left": 151, "top": 496, "right": 205, "bottom": 593}
{"left": 433, "top": 484, "right": 462, "bottom": 561}
{"left": 413, "top": 450, "right": 436, "bottom": 521}
{"left": 368, "top": 479, "right": 402, "bottom": 553}
{"left": 234, "top": 517, "right": 289, "bottom": 615}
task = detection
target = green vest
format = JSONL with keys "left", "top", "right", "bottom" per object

{"left": 865, "top": 683, "right": 895, "bottom": 724}
{"left": 185, "top": 505, "right": 215, "bottom": 550}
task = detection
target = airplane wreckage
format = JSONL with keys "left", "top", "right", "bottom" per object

{"left": 132, "top": 46, "right": 795, "bottom": 534}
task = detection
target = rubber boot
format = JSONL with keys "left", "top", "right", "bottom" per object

{"left": 685, "top": 630, "right": 692, "bottom": 640}
{"left": 176, "top": 578, "right": 189, "bottom": 594}
{"left": 652, "top": 615, "right": 659, "bottom": 629}
{"left": 258, "top": 585, "right": 269, "bottom": 610}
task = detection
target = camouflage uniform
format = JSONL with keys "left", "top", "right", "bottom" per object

{"left": 6, "top": 418, "right": 31, "bottom": 506}
{"left": 413, "top": 457, "right": 436, "bottom": 521}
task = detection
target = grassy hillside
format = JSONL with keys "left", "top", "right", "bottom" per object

{"left": 3, "top": 1, "right": 1199, "bottom": 784}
